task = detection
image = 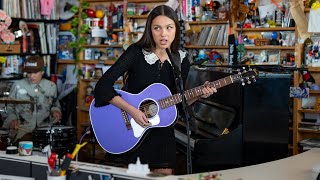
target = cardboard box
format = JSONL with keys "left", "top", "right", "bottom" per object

{"left": 0, "top": 41, "right": 20, "bottom": 54}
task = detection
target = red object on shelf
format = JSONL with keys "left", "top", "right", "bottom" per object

{"left": 86, "top": 9, "right": 95, "bottom": 18}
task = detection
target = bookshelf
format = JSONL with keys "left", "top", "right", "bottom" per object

{"left": 291, "top": 3, "right": 320, "bottom": 155}
{"left": 184, "top": 17, "right": 230, "bottom": 63}
{"left": 0, "top": 1, "right": 59, "bottom": 77}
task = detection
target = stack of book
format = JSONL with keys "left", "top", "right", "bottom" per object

{"left": 298, "top": 121, "right": 320, "bottom": 131}
{"left": 300, "top": 138, "right": 320, "bottom": 151}
{"left": 196, "top": 25, "right": 229, "bottom": 46}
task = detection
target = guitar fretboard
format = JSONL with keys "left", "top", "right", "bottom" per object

{"left": 159, "top": 74, "right": 239, "bottom": 109}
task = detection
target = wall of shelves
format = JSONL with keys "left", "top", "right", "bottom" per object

{"left": 291, "top": 2, "right": 320, "bottom": 155}
{"left": 230, "top": 1, "right": 297, "bottom": 156}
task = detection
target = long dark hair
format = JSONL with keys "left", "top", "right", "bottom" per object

{"left": 136, "top": 5, "right": 181, "bottom": 52}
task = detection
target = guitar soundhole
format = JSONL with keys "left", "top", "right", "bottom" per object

{"left": 139, "top": 99, "right": 158, "bottom": 119}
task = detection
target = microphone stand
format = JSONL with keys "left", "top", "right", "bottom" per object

{"left": 166, "top": 48, "right": 192, "bottom": 174}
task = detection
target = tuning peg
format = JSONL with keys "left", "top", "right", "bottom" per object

{"left": 253, "top": 79, "right": 256, "bottom": 82}
{"left": 242, "top": 82, "right": 246, "bottom": 86}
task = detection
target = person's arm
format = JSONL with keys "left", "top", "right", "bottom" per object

{"left": 94, "top": 44, "right": 150, "bottom": 126}
{"left": 109, "top": 96, "right": 150, "bottom": 127}
{"left": 3, "top": 82, "right": 19, "bottom": 129}
{"left": 94, "top": 44, "right": 137, "bottom": 107}
{"left": 50, "top": 82, "right": 62, "bottom": 121}
{"left": 187, "top": 81, "right": 217, "bottom": 105}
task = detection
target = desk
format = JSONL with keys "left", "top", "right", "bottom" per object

{"left": 0, "top": 151, "right": 150, "bottom": 180}
{"left": 170, "top": 148, "right": 320, "bottom": 180}
{"left": 1, "top": 149, "right": 320, "bottom": 180}
{"left": 0, "top": 174, "right": 34, "bottom": 180}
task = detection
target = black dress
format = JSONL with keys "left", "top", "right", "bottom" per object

{"left": 94, "top": 43, "right": 190, "bottom": 169}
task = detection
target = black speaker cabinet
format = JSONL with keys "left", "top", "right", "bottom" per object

{"left": 186, "top": 68, "right": 290, "bottom": 172}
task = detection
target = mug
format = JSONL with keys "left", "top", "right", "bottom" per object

{"left": 91, "top": 18, "right": 100, "bottom": 29}
{"left": 18, "top": 141, "right": 33, "bottom": 156}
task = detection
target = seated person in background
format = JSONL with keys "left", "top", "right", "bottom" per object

{"left": 3, "top": 56, "right": 62, "bottom": 143}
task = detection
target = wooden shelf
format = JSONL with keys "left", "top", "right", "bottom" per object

{"left": 234, "top": 27, "right": 295, "bottom": 31}
{"left": 81, "top": 78, "right": 122, "bottom": 84}
{"left": 81, "top": 78, "right": 99, "bottom": 82}
{"left": 244, "top": 46, "right": 295, "bottom": 50}
{"left": 298, "top": 109, "right": 320, "bottom": 113}
{"left": 0, "top": 52, "right": 56, "bottom": 56}
{"left": 11, "top": 17, "right": 59, "bottom": 23}
{"left": 185, "top": 45, "right": 228, "bottom": 49}
{"left": 298, "top": 129, "right": 320, "bottom": 134}
{"left": 79, "top": 60, "right": 116, "bottom": 65}
{"left": 130, "top": 32, "right": 144, "bottom": 35}
{"left": 81, "top": 44, "right": 123, "bottom": 48}
{"left": 128, "top": 0, "right": 167, "bottom": 2}
{"left": 310, "top": 90, "right": 320, "bottom": 95}
{"left": 77, "top": 105, "right": 89, "bottom": 112}
{"left": 307, "top": 67, "right": 320, "bottom": 72}
{"left": 187, "top": 20, "right": 229, "bottom": 25}
{"left": 112, "top": 28, "right": 123, "bottom": 32}
{"left": 86, "top": 0, "right": 123, "bottom": 2}
{"left": 127, "top": 15, "right": 148, "bottom": 19}
{"left": 57, "top": 60, "right": 76, "bottom": 64}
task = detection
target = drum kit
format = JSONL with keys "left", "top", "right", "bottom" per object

{"left": 0, "top": 97, "right": 76, "bottom": 157}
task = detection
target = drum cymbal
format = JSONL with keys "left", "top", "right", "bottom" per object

{"left": 0, "top": 97, "right": 34, "bottom": 104}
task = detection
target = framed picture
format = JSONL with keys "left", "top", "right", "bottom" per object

{"left": 58, "top": 32, "right": 76, "bottom": 60}
{"left": 267, "top": 51, "right": 280, "bottom": 64}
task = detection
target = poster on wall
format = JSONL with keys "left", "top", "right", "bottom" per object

{"left": 58, "top": 32, "right": 76, "bottom": 60}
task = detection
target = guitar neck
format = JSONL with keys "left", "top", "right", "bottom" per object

{"left": 159, "top": 75, "right": 237, "bottom": 109}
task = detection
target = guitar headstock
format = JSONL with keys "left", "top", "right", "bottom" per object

{"left": 232, "top": 67, "right": 258, "bottom": 86}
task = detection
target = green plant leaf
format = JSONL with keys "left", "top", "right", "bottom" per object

{"left": 69, "top": 42, "right": 78, "bottom": 48}
{"left": 70, "top": 28, "right": 78, "bottom": 36}
{"left": 71, "top": 6, "right": 79, "bottom": 13}
{"left": 80, "top": 24, "right": 89, "bottom": 33}
{"left": 82, "top": 1, "right": 90, "bottom": 9}
{"left": 79, "top": 37, "right": 86, "bottom": 45}
{"left": 71, "top": 18, "right": 79, "bottom": 27}
{"left": 76, "top": 47, "right": 84, "bottom": 54}
{"left": 81, "top": 12, "right": 88, "bottom": 19}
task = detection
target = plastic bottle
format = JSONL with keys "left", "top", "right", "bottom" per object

{"left": 103, "top": 9, "right": 108, "bottom": 30}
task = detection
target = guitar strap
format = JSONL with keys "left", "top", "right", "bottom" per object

{"left": 170, "top": 51, "right": 181, "bottom": 76}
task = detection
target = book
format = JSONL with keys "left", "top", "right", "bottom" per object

{"left": 58, "top": 32, "right": 75, "bottom": 60}
{"left": 26, "top": 23, "right": 41, "bottom": 54}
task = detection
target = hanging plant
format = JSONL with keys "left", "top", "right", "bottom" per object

{"left": 67, "top": 1, "right": 90, "bottom": 64}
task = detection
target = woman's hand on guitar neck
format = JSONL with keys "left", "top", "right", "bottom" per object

{"left": 201, "top": 81, "right": 217, "bottom": 98}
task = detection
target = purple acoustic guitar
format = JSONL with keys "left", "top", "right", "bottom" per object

{"left": 90, "top": 68, "right": 258, "bottom": 154}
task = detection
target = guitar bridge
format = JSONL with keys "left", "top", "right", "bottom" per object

{"left": 121, "top": 109, "right": 132, "bottom": 130}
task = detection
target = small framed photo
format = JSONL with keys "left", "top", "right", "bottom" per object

{"left": 92, "top": 68, "right": 103, "bottom": 79}
{"left": 267, "top": 51, "right": 280, "bottom": 64}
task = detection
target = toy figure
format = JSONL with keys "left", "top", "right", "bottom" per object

{"left": 84, "top": 85, "right": 94, "bottom": 106}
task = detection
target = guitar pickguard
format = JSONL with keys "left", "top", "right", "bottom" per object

{"left": 130, "top": 115, "right": 160, "bottom": 138}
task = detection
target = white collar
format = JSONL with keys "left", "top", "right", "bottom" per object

{"left": 142, "top": 49, "right": 187, "bottom": 65}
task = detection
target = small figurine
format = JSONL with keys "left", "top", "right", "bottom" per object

{"left": 313, "top": 45, "right": 319, "bottom": 59}
{"left": 84, "top": 85, "right": 94, "bottom": 106}
{"left": 93, "top": 68, "right": 103, "bottom": 79}
{"left": 195, "top": 49, "right": 207, "bottom": 61}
